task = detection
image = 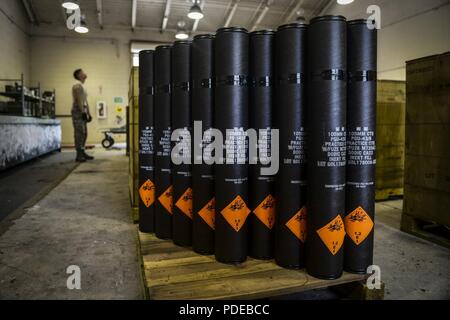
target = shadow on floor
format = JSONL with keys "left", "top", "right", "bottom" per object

{"left": 0, "top": 150, "right": 79, "bottom": 224}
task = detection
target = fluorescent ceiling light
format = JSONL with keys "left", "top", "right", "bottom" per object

{"left": 62, "top": 1, "right": 80, "bottom": 10}
{"left": 337, "top": 0, "right": 354, "bottom": 5}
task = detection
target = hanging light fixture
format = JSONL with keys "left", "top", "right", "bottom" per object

{"left": 294, "top": 8, "right": 305, "bottom": 23}
{"left": 187, "top": 0, "right": 204, "bottom": 20}
{"left": 175, "top": 20, "right": 189, "bottom": 39}
{"left": 337, "top": 0, "right": 354, "bottom": 5}
{"left": 295, "top": 16, "right": 306, "bottom": 23}
{"left": 75, "top": 19, "right": 89, "bottom": 33}
{"left": 61, "top": 1, "right": 80, "bottom": 10}
{"left": 175, "top": 30, "right": 189, "bottom": 39}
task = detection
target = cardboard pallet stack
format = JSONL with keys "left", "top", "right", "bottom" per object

{"left": 375, "top": 80, "right": 406, "bottom": 200}
{"left": 402, "top": 52, "right": 450, "bottom": 242}
{"left": 128, "top": 67, "right": 140, "bottom": 223}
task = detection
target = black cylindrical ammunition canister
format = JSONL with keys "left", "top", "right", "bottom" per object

{"left": 274, "top": 23, "right": 308, "bottom": 268}
{"left": 171, "top": 41, "right": 193, "bottom": 247}
{"left": 249, "top": 30, "right": 275, "bottom": 259}
{"left": 306, "top": 15, "right": 347, "bottom": 279}
{"left": 154, "top": 45, "right": 173, "bottom": 240}
{"left": 214, "top": 27, "right": 249, "bottom": 263}
{"left": 192, "top": 34, "right": 216, "bottom": 254}
{"left": 138, "top": 50, "right": 156, "bottom": 233}
{"left": 344, "top": 19, "right": 377, "bottom": 274}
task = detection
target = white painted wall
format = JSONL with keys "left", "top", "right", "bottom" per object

{"left": 377, "top": 5, "right": 450, "bottom": 79}
{"left": 324, "top": 0, "right": 450, "bottom": 80}
{"left": 28, "top": 24, "right": 169, "bottom": 145}
{"left": 30, "top": 36, "right": 131, "bottom": 145}
{"left": 0, "top": 0, "right": 30, "bottom": 84}
{"left": 3, "top": 0, "right": 449, "bottom": 145}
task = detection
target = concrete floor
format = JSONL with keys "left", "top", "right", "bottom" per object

{"left": 374, "top": 200, "right": 450, "bottom": 299}
{"left": 0, "top": 149, "right": 448, "bottom": 299}
{"left": 0, "top": 148, "right": 141, "bottom": 299}
{"left": 0, "top": 150, "right": 78, "bottom": 223}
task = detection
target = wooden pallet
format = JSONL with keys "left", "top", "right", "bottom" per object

{"left": 401, "top": 213, "right": 450, "bottom": 249}
{"left": 138, "top": 231, "right": 370, "bottom": 300}
{"left": 131, "top": 206, "right": 139, "bottom": 224}
{"left": 375, "top": 187, "right": 403, "bottom": 201}
{"left": 128, "top": 67, "right": 140, "bottom": 225}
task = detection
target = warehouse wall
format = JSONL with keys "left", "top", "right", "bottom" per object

{"left": 21, "top": 0, "right": 450, "bottom": 146}
{"left": 377, "top": 5, "right": 450, "bottom": 80}
{"left": 325, "top": 0, "right": 450, "bottom": 80}
{"left": 0, "top": 0, "right": 30, "bottom": 84}
{"left": 30, "top": 37, "right": 131, "bottom": 145}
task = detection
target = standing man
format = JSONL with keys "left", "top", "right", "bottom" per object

{"left": 72, "top": 68, "right": 94, "bottom": 162}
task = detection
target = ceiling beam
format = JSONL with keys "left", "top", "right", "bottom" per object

{"left": 131, "top": 0, "right": 137, "bottom": 31}
{"left": 250, "top": 0, "right": 271, "bottom": 32}
{"left": 96, "top": 0, "right": 103, "bottom": 29}
{"left": 248, "top": 0, "right": 264, "bottom": 29}
{"left": 191, "top": 0, "right": 205, "bottom": 33}
{"left": 318, "top": 0, "right": 336, "bottom": 16}
{"left": 22, "top": 0, "right": 38, "bottom": 25}
{"left": 161, "top": 0, "right": 172, "bottom": 33}
{"left": 283, "top": 0, "right": 304, "bottom": 24}
{"left": 280, "top": 0, "right": 295, "bottom": 19}
{"left": 224, "top": 0, "right": 239, "bottom": 27}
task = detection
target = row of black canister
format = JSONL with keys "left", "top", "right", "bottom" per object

{"left": 138, "top": 15, "right": 377, "bottom": 280}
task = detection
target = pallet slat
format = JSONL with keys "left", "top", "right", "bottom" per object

{"left": 401, "top": 212, "right": 450, "bottom": 249}
{"left": 148, "top": 267, "right": 364, "bottom": 300}
{"left": 147, "top": 258, "right": 281, "bottom": 287}
{"left": 138, "top": 232, "right": 365, "bottom": 300}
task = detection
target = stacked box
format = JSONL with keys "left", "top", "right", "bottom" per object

{"left": 128, "top": 67, "right": 140, "bottom": 222}
{"left": 375, "top": 80, "right": 405, "bottom": 198}
{"left": 403, "top": 52, "right": 450, "bottom": 228}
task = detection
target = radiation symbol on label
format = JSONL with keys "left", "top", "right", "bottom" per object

{"left": 254, "top": 194, "right": 276, "bottom": 229}
{"left": 316, "top": 215, "right": 346, "bottom": 255}
{"left": 175, "top": 187, "right": 193, "bottom": 219}
{"left": 285, "top": 207, "right": 307, "bottom": 243}
{"left": 220, "top": 195, "right": 251, "bottom": 232}
{"left": 139, "top": 179, "right": 155, "bottom": 208}
{"left": 344, "top": 206, "right": 374, "bottom": 245}
{"left": 198, "top": 197, "right": 215, "bottom": 230}
{"left": 158, "top": 185, "right": 173, "bottom": 215}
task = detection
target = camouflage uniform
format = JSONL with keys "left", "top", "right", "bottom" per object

{"left": 71, "top": 106, "right": 87, "bottom": 151}
{"left": 72, "top": 82, "right": 88, "bottom": 158}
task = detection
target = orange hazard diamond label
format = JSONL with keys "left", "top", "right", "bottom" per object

{"left": 175, "top": 187, "right": 193, "bottom": 219}
{"left": 344, "top": 206, "right": 374, "bottom": 245}
{"left": 285, "top": 207, "right": 307, "bottom": 243}
{"left": 254, "top": 194, "right": 276, "bottom": 229}
{"left": 316, "top": 215, "right": 346, "bottom": 255}
{"left": 139, "top": 179, "right": 155, "bottom": 208}
{"left": 220, "top": 195, "right": 251, "bottom": 232}
{"left": 198, "top": 197, "right": 215, "bottom": 230}
{"left": 158, "top": 185, "right": 173, "bottom": 215}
